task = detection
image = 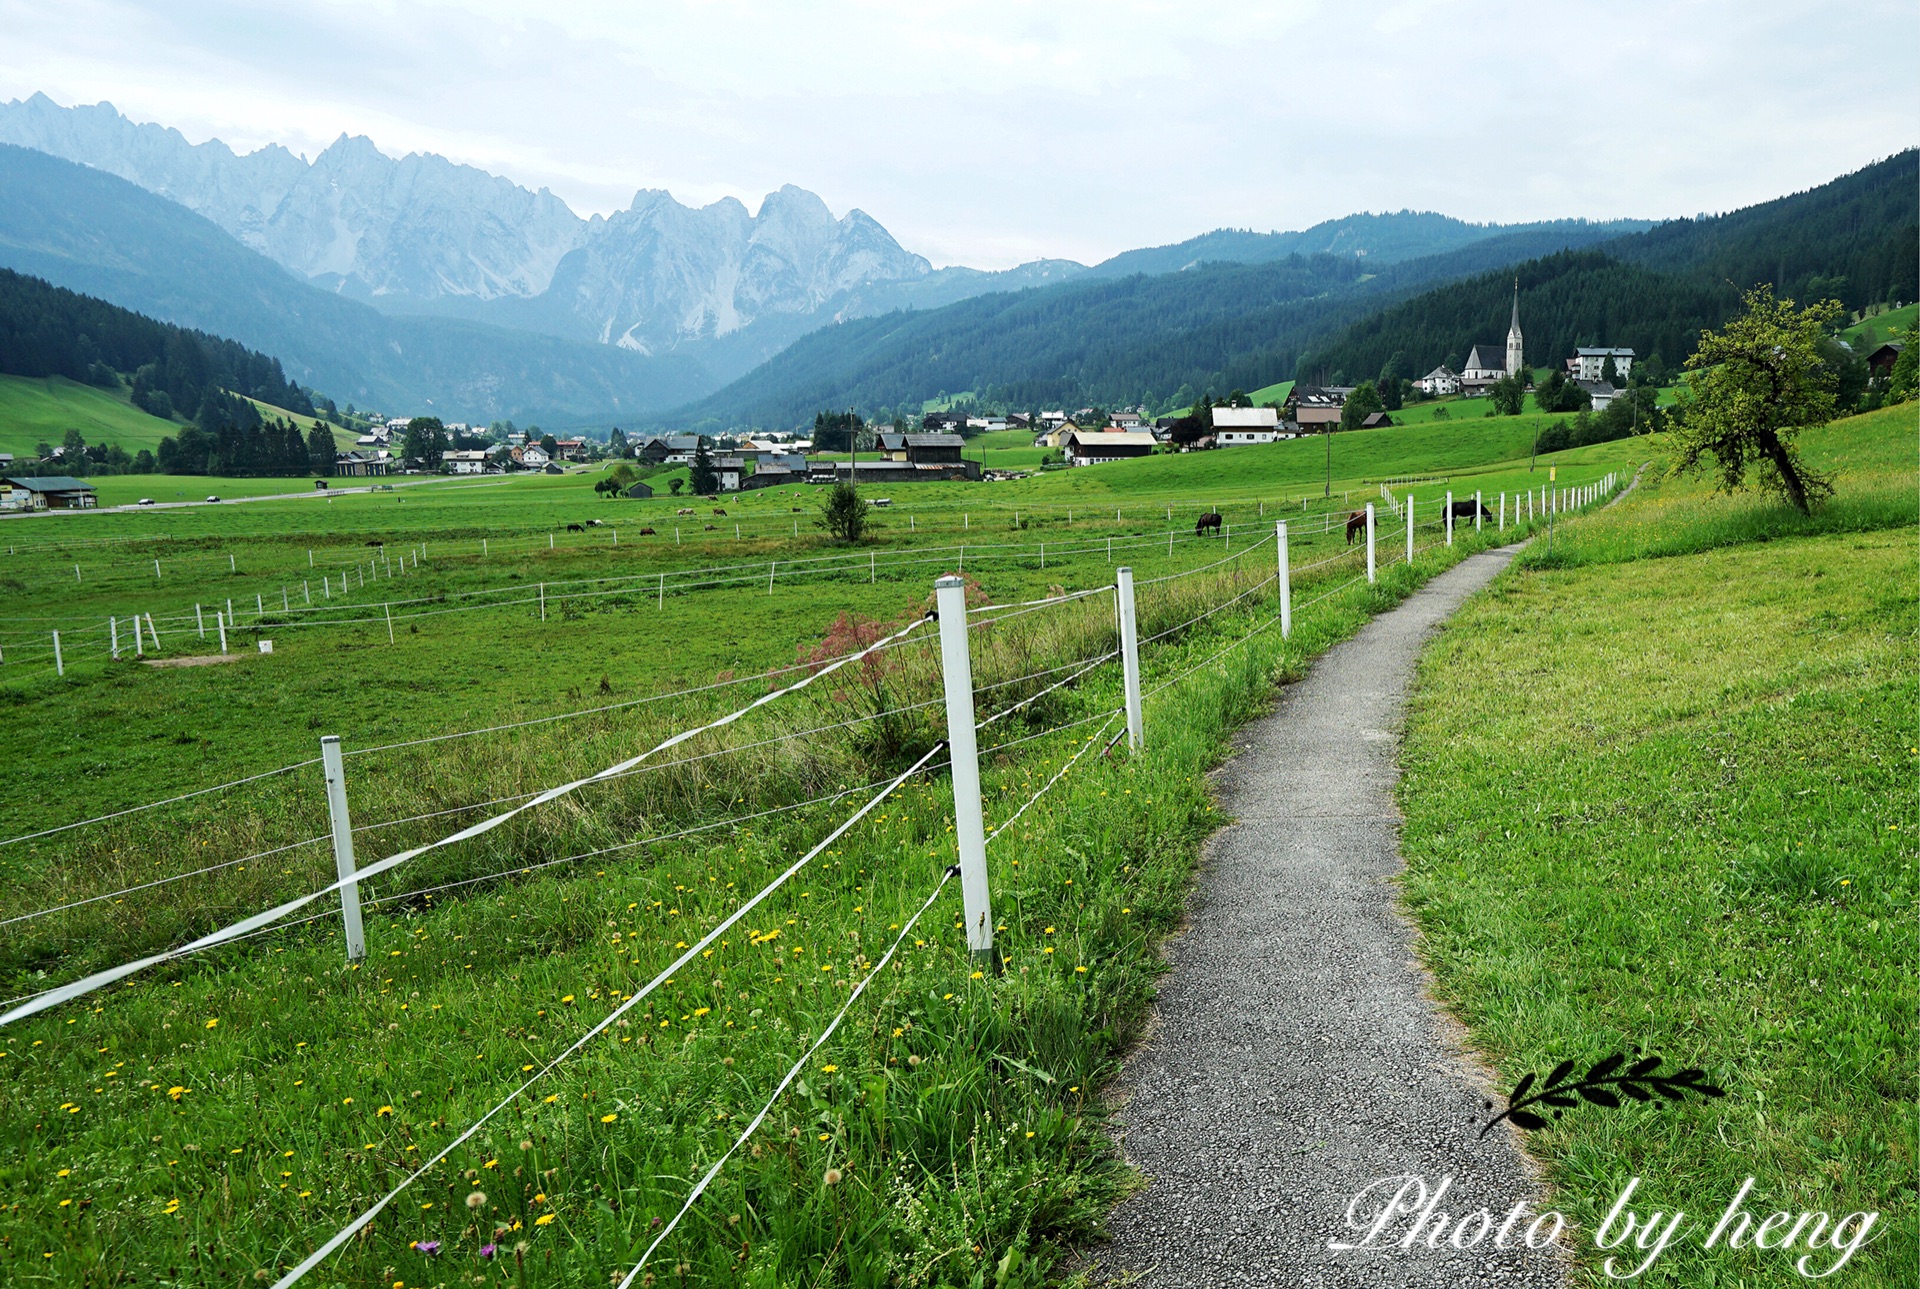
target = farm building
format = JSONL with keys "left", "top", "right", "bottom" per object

{"left": 1210, "top": 406, "right": 1280, "bottom": 445}
{"left": 623, "top": 481, "right": 655, "bottom": 499}
{"left": 1415, "top": 366, "right": 1460, "bottom": 396}
{"left": 876, "top": 433, "right": 967, "bottom": 464}
{"left": 335, "top": 451, "right": 395, "bottom": 476}
{"left": 1063, "top": 430, "right": 1156, "bottom": 465}
{"left": 804, "top": 460, "right": 982, "bottom": 484}
{"left": 0, "top": 475, "right": 97, "bottom": 510}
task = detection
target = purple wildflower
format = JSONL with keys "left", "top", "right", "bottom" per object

{"left": 410, "top": 1240, "right": 441, "bottom": 1255}
{"left": 478, "top": 1244, "right": 498, "bottom": 1260}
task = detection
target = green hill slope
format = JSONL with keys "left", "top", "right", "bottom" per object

{"left": 0, "top": 373, "right": 179, "bottom": 457}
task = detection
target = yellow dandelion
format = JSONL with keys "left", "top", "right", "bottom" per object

{"left": 534, "top": 1213, "right": 556, "bottom": 1226}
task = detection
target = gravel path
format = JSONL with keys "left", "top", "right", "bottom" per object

{"left": 1092, "top": 544, "right": 1566, "bottom": 1288}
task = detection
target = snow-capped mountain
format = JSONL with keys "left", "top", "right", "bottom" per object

{"left": 0, "top": 93, "right": 972, "bottom": 370}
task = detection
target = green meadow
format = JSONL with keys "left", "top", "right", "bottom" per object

{"left": 0, "top": 399, "right": 1649, "bottom": 1284}
{"left": 1398, "top": 407, "right": 1916, "bottom": 1286}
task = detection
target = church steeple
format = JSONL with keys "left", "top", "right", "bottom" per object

{"left": 1505, "top": 277, "right": 1524, "bottom": 379}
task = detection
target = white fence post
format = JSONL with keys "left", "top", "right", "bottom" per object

{"left": 196, "top": 604, "right": 205, "bottom": 638}
{"left": 146, "top": 614, "right": 160, "bottom": 650}
{"left": 52, "top": 630, "right": 63, "bottom": 676}
{"left": 111, "top": 617, "right": 120, "bottom": 660}
{"left": 934, "top": 575, "right": 994, "bottom": 968}
{"left": 1365, "top": 503, "right": 1376, "bottom": 583}
{"left": 134, "top": 615, "right": 145, "bottom": 658}
{"left": 539, "top": 582, "right": 546, "bottom": 621}
{"left": 1276, "top": 521, "right": 1291, "bottom": 640}
{"left": 1117, "top": 566, "right": 1144, "bottom": 750}
{"left": 1446, "top": 491, "right": 1454, "bottom": 546}
{"left": 1406, "top": 496, "right": 1415, "bottom": 565}
{"left": 217, "top": 611, "right": 228, "bottom": 654}
{"left": 1499, "top": 493, "right": 1506, "bottom": 532}
{"left": 385, "top": 602, "right": 395, "bottom": 644}
{"left": 1475, "top": 491, "right": 1483, "bottom": 531}
{"left": 320, "top": 736, "right": 366, "bottom": 963}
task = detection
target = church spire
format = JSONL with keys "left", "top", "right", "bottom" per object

{"left": 1506, "top": 277, "right": 1524, "bottom": 378}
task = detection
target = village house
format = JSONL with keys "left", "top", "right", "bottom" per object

{"left": 551, "top": 437, "right": 592, "bottom": 463}
{"left": 637, "top": 435, "right": 701, "bottom": 465}
{"left": 1568, "top": 347, "right": 1636, "bottom": 382}
{"left": 1866, "top": 342, "right": 1903, "bottom": 377}
{"left": 334, "top": 451, "right": 395, "bottom": 477}
{"left": 441, "top": 448, "right": 492, "bottom": 475}
{"left": 1033, "top": 420, "right": 1079, "bottom": 449}
{"left": 1210, "top": 406, "right": 1280, "bottom": 446}
{"left": 1288, "top": 385, "right": 1347, "bottom": 433}
{"left": 1415, "top": 365, "right": 1460, "bottom": 396}
{"left": 516, "top": 444, "right": 551, "bottom": 469}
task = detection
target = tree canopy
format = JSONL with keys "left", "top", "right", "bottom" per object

{"left": 1673, "top": 286, "right": 1839, "bottom": 514}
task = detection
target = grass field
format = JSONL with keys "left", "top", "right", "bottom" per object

{"left": 0, "top": 375, "right": 182, "bottom": 459}
{"left": 1841, "top": 302, "right": 1916, "bottom": 351}
{"left": 0, "top": 432, "right": 1573, "bottom": 1284}
{"left": 1397, "top": 407, "right": 1916, "bottom": 1285}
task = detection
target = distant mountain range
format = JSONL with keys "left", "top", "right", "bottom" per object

{"left": 679, "top": 151, "right": 1917, "bottom": 428}
{"left": 0, "top": 92, "right": 1671, "bottom": 422}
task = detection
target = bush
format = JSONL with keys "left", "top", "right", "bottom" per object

{"left": 817, "top": 480, "right": 872, "bottom": 542}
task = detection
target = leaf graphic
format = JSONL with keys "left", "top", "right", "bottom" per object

{"left": 1627, "top": 1055, "right": 1663, "bottom": 1078}
{"left": 1509, "top": 1109, "right": 1549, "bottom": 1131}
{"left": 1540, "top": 1091, "right": 1579, "bottom": 1107}
{"left": 1651, "top": 1081, "right": 1690, "bottom": 1101}
{"left": 1587, "top": 1054, "right": 1626, "bottom": 1082}
{"left": 1508, "top": 1070, "right": 1537, "bottom": 1103}
{"left": 1578, "top": 1086, "right": 1621, "bottom": 1107}
{"left": 1617, "top": 1081, "right": 1653, "bottom": 1102}
{"left": 1545, "top": 1059, "right": 1577, "bottom": 1088}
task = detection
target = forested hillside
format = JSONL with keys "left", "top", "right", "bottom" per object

{"left": 0, "top": 267, "right": 314, "bottom": 420}
{"left": 1300, "top": 150, "right": 1917, "bottom": 385}
{"left": 671, "top": 224, "right": 1647, "bottom": 428}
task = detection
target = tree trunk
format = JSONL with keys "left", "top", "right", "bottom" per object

{"left": 1759, "top": 428, "right": 1811, "bottom": 514}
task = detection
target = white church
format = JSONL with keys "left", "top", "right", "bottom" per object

{"left": 1459, "top": 280, "right": 1527, "bottom": 396}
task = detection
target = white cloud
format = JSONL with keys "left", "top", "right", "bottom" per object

{"left": 0, "top": 0, "right": 1909, "bottom": 267}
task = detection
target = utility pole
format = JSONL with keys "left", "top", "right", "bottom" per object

{"left": 1324, "top": 426, "right": 1332, "bottom": 498}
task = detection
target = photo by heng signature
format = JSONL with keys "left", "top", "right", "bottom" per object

{"left": 1326, "top": 1051, "right": 1879, "bottom": 1279}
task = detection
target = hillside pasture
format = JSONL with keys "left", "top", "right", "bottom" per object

{"left": 0, "top": 374, "right": 182, "bottom": 458}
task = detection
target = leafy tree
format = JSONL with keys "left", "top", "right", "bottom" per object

{"left": 1487, "top": 373, "right": 1526, "bottom": 416}
{"left": 404, "top": 417, "right": 447, "bottom": 469}
{"left": 669, "top": 477, "right": 684, "bottom": 495}
{"left": 1534, "top": 369, "right": 1591, "bottom": 413}
{"left": 1888, "top": 324, "right": 1919, "bottom": 402}
{"left": 601, "top": 463, "right": 639, "bottom": 495}
{"left": 538, "top": 433, "right": 557, "bottom": 458}
{"left": 1431, "top": 405, "right": 1450, "bottom": 421}
{"left": 133, "top": 448, "right": 155, "bottom": 473}
{"left": 307, "top": 423, "right": 335, "bottom": 475}
{"left": 1674, "top": 286, "right": 1838, "bottom": 514}
{"left": 1599, "top": 354, "right": 1620, "bottom": 385}
{"left": 817, "top": 480, "right": 872, "bottom": 542}
{"left": 1340, "top": 381, "right": 1384, "bottom": 430}
{"left": 689, "top": 438, "right": 719, "bottom": 495}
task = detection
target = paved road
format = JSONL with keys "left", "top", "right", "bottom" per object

{"left": 1093, "top": 544, "right": 1565, "bottom": 1289}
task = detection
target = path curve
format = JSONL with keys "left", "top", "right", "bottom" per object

{"left": 1093, "top": 544, "right": 1564, "bottom": 1288}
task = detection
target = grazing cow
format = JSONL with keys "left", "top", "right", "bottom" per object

{"left": 677, "top": 507, "right": 694, "bottom": 515}
{"left": 712, "top": 508, "right": 728, "bottom": 516}
{"left": 637, "top": 527, "right": 657, "bottom": 536}
{"left": 566, "top": 523, "right": 585, "bottom": 532}
{"left": 704, "top": 523, "right": 718, "bottom": 531}
{"left": 1345, "top": 511, "right": 1367, "bottom": 545}
{"left": 1195, "top": 512, "right": 1223, "bottom": 537}
{"left": 365, "top": 540, "right": 384, "bottom": 547}
{"left": 1447, "top": 499, "right": 1492, "bottom": 522}
{"left": 586, "top": 519, "right": 604, "bottom": 527}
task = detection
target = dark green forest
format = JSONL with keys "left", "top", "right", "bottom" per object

{"left": 1300, "top": 151, "right": 1917, "bottom": 385}
{"left": 0, "top": 267, "right": 315, "bottom": 419}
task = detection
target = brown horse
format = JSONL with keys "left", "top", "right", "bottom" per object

{"left": 1195, "top": 512, "right": 1223, "bottom": 537}
{"left": 1344, "top": 511, "right": 1367, "bottom": 545}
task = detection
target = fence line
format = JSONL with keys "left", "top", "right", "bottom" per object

{"left": 269, "top": 741, "right": 948, "bottom": 1289}
{"left": 0, "top": 758, "right": 321, "bottom": 849}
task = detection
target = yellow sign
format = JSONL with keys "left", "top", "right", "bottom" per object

{"left": 1549, "top": 466, "right": 1557, "bottom": 481}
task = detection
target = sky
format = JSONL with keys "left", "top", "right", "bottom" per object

{"left": 0, "top": 0, "right": 1912, "bottom": 269}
